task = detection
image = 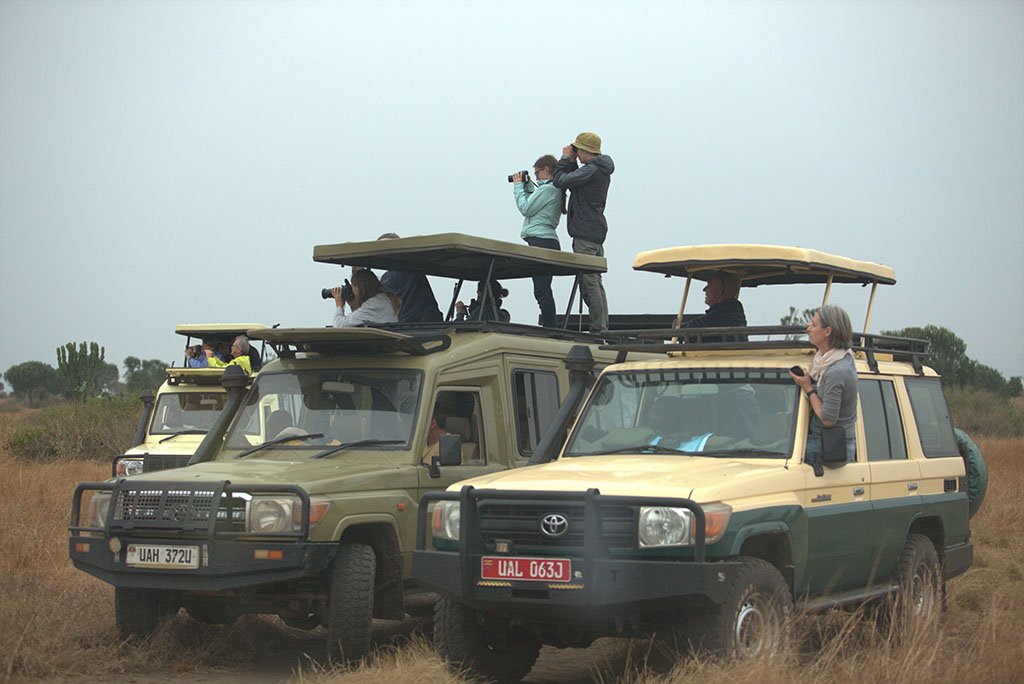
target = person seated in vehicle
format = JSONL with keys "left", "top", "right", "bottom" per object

{"left": 185, "top": 340, "right": 212, "bottom": 368}
{"left": 330, "top": 269, "right": 401, "bottom": 328}
{"left": 266, "top": 409, "right": 294, "bottom": 440}
{"left": 647, "top": 395, "right": 715, "bottom": 451}
{"left": 454, "top": 280, "right": 511, "bottom": 322}
{"left": 206, "top": 335, "right": 253, "bottom": 374}
{"left": 376, "top": 232, "right": 444, "bottom": 323}
{"left": 678, "top": 271, "right": 747, "bottom": 342}
{"left": 421, "top": 409, "right": 450, "bottom": 464}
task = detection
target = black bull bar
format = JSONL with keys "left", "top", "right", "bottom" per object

{"left": 413, "top": 486, "right": 738, "bottom": 616}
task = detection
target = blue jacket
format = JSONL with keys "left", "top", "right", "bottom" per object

{"left": 514, "top": 179, "right": 561, "bottom": 241}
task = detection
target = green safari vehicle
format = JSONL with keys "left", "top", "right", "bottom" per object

{"left": 69, "top": 234, "right": 656, "bottom": 662}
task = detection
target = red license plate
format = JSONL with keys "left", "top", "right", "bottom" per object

{"left": 480, "top": 556, "right": 571, "bottom": 583}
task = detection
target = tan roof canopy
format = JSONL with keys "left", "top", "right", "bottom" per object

{"left": 633, "top": 244, "right": 896, "bottom": 286}
{"left": 175, "top": 323, "right": 267, "bottom": 337}
{"left": 313, "top": 233, "right": 606, "bottom": 280}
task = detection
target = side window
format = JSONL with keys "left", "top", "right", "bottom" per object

{"left": 513, "top": 370, "right": 560, "bottom": 458}
{"left": 431, "top": 390, "right": 486, "bottom": 466}
{"left": 858, "top": 379, "right": 907, "bottom": 461}
{"left": 905, "top": 377, "right": 959, "bottom": 457}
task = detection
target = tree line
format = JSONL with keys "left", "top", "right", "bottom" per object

{"left": 2, "top": 341, "right": 169, "bottom": 407}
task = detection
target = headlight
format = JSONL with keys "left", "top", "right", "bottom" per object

{"left": 86, "top": 492, "right": 112, "bottom": 528}
{"left": 639, "top": 507, "right": 691, "bottom": 547}
{"left": 248, "top": 495, "right": 301, "bottom": 533}
{"left": 637, "top": 503, "right": 732, "bottom": 547}
{"left": 431, "top": 500, "right": 460, "bottom": 542}
{"left": 114, "top": 458, "right": 145, "bottom": 477}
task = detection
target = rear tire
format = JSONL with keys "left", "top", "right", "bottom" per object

{"left": 889, "top": 533, "right": 942, "bottom": 631}
{"left": 325, "top": 543, "right": 376, "bottom": 663}
{"left": 687, "top": 557, "right": 792, "bottom": 658}
{"left": 115, "top": 587, "right": 176, "bottom": 640}
{"left": 434, "top": 596, "right": 540, "bottom": 683}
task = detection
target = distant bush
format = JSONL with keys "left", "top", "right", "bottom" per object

{"left": 2, "top": 395, "right": 140, "bottom": 462}
{"left": 947, "top": 387, "right": 1024, "bottom": 438}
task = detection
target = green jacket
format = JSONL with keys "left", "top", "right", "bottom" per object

{"left": 514, "top": 179, "right": 561, "bottom": 241}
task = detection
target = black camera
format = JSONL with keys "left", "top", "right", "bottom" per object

{"left": 507, "top": 170, "right": 530, "bottom": 183}
{"left": 321, "top": 279, "right": 354, "bottom": 301}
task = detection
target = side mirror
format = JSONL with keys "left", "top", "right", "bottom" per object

{"left": 438, "top": 434, "right": 463, "bottom": 466}
{"left": 821, "top": 426, "right": 848, "bottom": 468}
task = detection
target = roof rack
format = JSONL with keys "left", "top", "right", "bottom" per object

{"left": 602, "top": 325, "right": 930, "bottom": 374}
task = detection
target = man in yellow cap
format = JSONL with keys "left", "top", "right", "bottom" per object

{"left": 553, "top": 131, "right": 614, "bottom": 334}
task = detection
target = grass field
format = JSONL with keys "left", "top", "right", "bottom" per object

{"left": 0, "top": 405, "right": 1021, "bottom": 683}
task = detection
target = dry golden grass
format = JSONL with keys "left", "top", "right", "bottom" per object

{"left": 1, "top": 400, "right": 1022, "bottom": 683}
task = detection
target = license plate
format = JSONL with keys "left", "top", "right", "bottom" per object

{"left": 125, "top": 544, "right": 199, "bottom": 570}
{"left": 480, "top": 556, "right": 571, "bottom": 583}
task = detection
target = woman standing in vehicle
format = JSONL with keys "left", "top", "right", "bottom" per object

{"left": 331, "top": 270, "right": 401, "bottom": 328}
{"left": 790, "top": 304, "right": 858, "bottom": 465}
{"left": 512, "top": 154, "right": 565, "bottom": 328}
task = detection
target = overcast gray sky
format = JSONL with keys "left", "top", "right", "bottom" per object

{"left": 2, "top": 0, "right": 1022, "bottom": 382}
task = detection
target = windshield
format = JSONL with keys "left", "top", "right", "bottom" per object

{"left": 149, "top": 392, "right": 227, "bottom": 435}
{"left": 223, "top": 369, "right": 422, "bottom": 451}
{"left": 563, "top": 369, "right": 798, "bottom": 458}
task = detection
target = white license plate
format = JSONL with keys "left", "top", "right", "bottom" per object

{"left": 126, "top": 544, "right": 199, "bottom": 570}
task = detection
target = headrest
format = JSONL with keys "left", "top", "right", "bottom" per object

{"left": 445, "top": 416, "right": 471, "bottom": 440}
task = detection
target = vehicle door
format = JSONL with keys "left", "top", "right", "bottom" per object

{"left": 799, "top": 400, "right": 874, "bottom": 595}
{"left": 860, "top": 376, "right": 920, "bottom": 585}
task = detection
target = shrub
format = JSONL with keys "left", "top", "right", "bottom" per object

{"left": 1, "top": 395, "right": 141, "bottom": 462}
{"left": 947, "top": 387, "right": 1024, "bottom": 438}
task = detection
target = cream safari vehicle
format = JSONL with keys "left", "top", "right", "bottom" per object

{"left": 69, "top": 234, "right": 667, "bottom": 663}
{"left": 413, "top": 245, "right": 981, "bottom": 681}
{"left": 113, "top": 324, "right": 267, "bottom": 478}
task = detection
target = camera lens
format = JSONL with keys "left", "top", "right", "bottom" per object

{"left": 321, "top": 288, "right": 334, "bottom": 299}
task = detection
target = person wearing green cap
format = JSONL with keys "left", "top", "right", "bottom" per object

{"left": 553, "top": 131, "right": 614, "bottom": 334}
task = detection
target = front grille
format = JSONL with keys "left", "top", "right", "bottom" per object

{"left": 143, "top": 454, "right": 191, "bottom": 473}
{"left": 110, "top": 484, "right": 246, "bottom": 533}
{"left": 477, "top": 501, "right": 636, "bottom": 550}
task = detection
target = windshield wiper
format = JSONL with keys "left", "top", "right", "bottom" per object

{"left": 311, "top": 439, "right": 406, "bottom": 459}
{"left": 158, "top": 429, "right": 207, "bottom": 444}
{"left": 233, "top": 433, "right": 325, "bottom": 459}
{"left": 697, "top": 448, "right": 788, "bottom": 458}
{"left": 565, "top": 444, "right": 698, "bottom": 457}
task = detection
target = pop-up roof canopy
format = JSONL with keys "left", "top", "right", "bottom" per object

{"left": 633, "top": 244, "right": 896, "bottom": 332}
{"left": 175, "top": 323, "right": 267, "bottom": 338}
{"left": 248, "top": 326, "right": 452, "bottom": 357}
{"left": 633, "top": 244, "right": 895, "bottom": 286}
{"left": 313, "top": 233, "right": 605, "bottom": 280}
{"left": 314, "top": 233, "right": 607, "bottom": 326}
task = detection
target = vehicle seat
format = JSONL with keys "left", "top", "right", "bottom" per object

{"left": 444, "top": 416, "right": 481, "bottom": 464}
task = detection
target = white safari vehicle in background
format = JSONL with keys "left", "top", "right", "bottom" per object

{"left": 113, "top": 323, "right": 266, "bottom": 477}
{"left": 413, "top": 244, "right": 982, "bottom": 682}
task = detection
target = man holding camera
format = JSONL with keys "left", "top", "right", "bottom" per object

{"left": 553, "top": 131, "right": 614, "bottom": 334}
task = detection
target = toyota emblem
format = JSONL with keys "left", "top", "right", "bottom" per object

{"left": 540, "top": 513, "right": 569, "bottom": 538}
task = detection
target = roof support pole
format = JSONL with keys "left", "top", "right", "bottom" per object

{"left": 671, "top": 275, "right": 693, "bottom": 343}
{"left": 821, "top": 274, "right": 834, "bottom": 306}
{"left": 863, "top": 282, "right": 878, "bottom": 333}
{"left": 561, "top": 276, "right": 581, "bottom": 330}
{"left": 474, "top": 257, "right": 497, "bottom": 321}
{"left": 444, "top": 279, "right": 465, "bottom": 322}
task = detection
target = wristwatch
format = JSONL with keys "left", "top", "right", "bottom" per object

{"left": 805, "top": 388, "right": 818, "bottom": 398}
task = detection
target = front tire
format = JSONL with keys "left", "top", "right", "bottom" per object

{"left": 688, "top": 557, "right": 792, "bottom": 658}
{"left": 434, "top": 596, "right": 541, "bottom": 683}
{"left": 325, "top": 543, "right": 376, "bottom": 663}
{"left": 115, "top": 587, "right": 176, "bottom": 640}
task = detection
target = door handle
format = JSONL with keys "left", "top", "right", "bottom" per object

{"left": 907, "top": 482, "right": 919, "bottom": 492}
{"left": 853, "top": 487, "right": 865, "bottom": 496}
